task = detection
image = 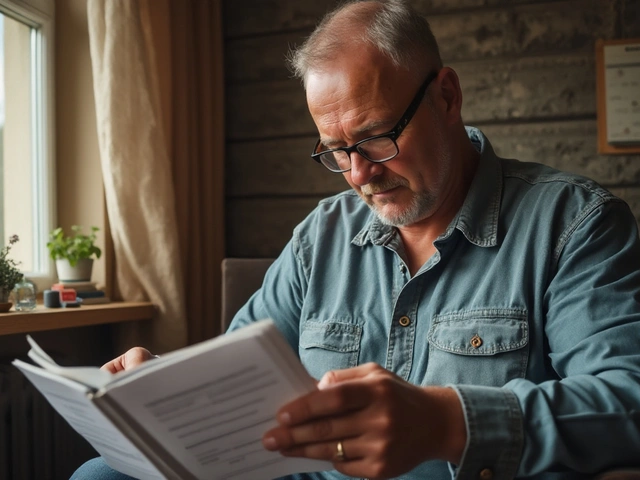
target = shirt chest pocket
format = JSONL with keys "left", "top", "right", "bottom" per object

{"left": 425, "top": 309, "right": 529, "bottom": 387}
{"left": 299, "top": 321, "right": 362, "bottom": 380}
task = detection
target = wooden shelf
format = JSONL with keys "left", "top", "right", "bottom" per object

{"left": 0, "top": 302, "right": 156, "bottom": 336}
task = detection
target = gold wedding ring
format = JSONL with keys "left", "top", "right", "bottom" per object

{"left": 334, "top": 440, "right": 346, "bottom": 461}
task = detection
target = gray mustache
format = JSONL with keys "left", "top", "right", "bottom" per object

{"left": 361, "top": 179, "right": 408, "bottom": 195}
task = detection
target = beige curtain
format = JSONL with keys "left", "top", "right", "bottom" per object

{"left": 87, "top": 0, "right": 225, "bottom": 351}
{"left": 169, "top": 1, "right": 226, "bottom": 344}
{"left": 87, "top": 0, "right": 187, "bottom": 353}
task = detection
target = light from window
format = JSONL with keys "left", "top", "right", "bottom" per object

{"left": 0, "top": 1, "right": 54, "bottom": 291}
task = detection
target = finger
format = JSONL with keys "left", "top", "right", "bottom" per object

{"left": 276, "top": 380, "right": 371, "bottom": 427}
{"left": 101, "top": 355, "right": 125, "bottom": 373}
{"left": 318, "top": 363, "right": 384, "bottom": 389}
{"left": 264, "top": 407, "right": 369, "bottom": 450}
{"left": 121, "top": 348, "right": 154, "bottom": 370}
{"left": 101, "top": 348, "right": 154, "bottom": 373}
{"left": 280, "top": 437, "right": 364, "bottom": 463}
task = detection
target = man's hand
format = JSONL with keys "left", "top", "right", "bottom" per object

{"left": 262, "top": 363, "right": 467, "bottom": 480}
{"left": 101, "top": 347, "right": 156, "bottom": 373}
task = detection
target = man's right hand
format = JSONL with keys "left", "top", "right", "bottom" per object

{"left": 101, "top": 347, "right": 156, "bottom": 373}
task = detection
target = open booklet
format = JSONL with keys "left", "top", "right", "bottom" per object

{"left": 13, "top": 320, "right": 331, "bottom": 480}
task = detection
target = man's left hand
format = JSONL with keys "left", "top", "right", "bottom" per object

{"left": 262, "top": 363, "right": 467, "bottom": 479}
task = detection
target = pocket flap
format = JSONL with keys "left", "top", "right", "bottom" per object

{"left": 300, "top": 321, "right": 361, "bottom": 353}
{"left": 428, "top": 309, "right": 528, "bottom": 355}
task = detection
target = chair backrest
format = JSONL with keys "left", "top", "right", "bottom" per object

{"left": 220, "top": 258, "right": 275, "bottom": 333}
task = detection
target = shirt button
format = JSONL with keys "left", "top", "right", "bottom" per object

{"left": 398, "top": 316, "right": 411, "bottom": 327}
{"left": 479, "top": 468, "right": 493, "bottom": 480}
{"left": 470, "top": 334, "right": 483, "bottom": 348}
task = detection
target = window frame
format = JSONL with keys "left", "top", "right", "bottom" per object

{"left": 0, "top": 0, "right": 55, "bottom": 292}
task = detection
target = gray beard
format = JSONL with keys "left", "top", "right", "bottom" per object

{"left": 365, "top": 189, "right": 437, "bottom": 227}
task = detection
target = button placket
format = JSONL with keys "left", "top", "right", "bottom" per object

{"left": 386, "top": 271, "right": 423, "bottom": 380}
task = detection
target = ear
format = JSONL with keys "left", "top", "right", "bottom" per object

{"left": 435, "top": 67, "right": 463, "bottom": 125}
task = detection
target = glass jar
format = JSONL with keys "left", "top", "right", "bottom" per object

{"left": 14, "top": 277, "right": 37, "bottom": 311}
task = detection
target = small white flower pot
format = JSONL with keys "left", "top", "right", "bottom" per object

{"left": 56, "top": 258, "right": 94, "bottom": 282}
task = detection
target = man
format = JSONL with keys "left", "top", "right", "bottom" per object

{"left": 74, "top": 0, "right": 640, "bottom": 479}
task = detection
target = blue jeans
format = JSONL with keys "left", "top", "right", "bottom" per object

{"left": 70, "top": 457, "right": 337, "bottom": 480}
{"left": 70, "top": 458, "right": 136, "bottom": 480}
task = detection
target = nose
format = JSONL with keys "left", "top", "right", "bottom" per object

{"left": 348, "top": 152, "right": 384, "bottom": 187}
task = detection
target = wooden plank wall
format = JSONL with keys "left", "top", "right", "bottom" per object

{"left": 223, "top": 0, "right": 640, "bottom": 258}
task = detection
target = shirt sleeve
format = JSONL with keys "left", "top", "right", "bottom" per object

{"left": 226, "top": 229, "right": 309, "bottom": 352}
{"left": 451, "top": 199, "right": 640, "bottom": 478}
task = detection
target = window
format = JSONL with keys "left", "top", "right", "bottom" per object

{"left": 0, "top": 0, "right": 54, "bottom": 291}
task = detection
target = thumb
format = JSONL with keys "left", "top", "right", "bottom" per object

{"left": 317, "top": 362, "right": 382, "bottom": 389}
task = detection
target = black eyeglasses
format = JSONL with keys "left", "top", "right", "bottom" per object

{"left": 311, "top": 71, "right": 438, "bottom": 173}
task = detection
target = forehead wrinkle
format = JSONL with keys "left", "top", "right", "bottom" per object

{"left": 319, "top": 105, "right": 396, "bottom": 147}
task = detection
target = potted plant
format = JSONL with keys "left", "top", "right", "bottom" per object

{"left": 0, "top": 234, "right": 24, "bottom": 309}
{"left": 47, "top": 226, "right": 102, "bottom": 282}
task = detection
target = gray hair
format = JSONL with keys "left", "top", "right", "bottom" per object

{"left": 287, "top": 0, "right": 442, "bottom": 87}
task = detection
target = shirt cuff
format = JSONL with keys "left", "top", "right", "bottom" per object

{"left": 449, "top": 385, "right": 524, "bottom": 480}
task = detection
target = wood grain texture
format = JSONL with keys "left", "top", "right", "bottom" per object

{"left": 621, "top": 0, "right": 640, "bottom": 38}
{"left": 226, "top": 1, "right": 615, "bottom": 83}
{"left": 224, "top": 0, "right": 574, "bottom": 38}
{"left": 227, "top": 54, "right": 597, "bottom": 140}
{"left": 226, "top": 182, "right": 640, "bottom": 259}
{"left": 430, "top": 0, "right": 616, "bottom": 62}
{"left": 226, "top": 79, "right": 312, "bottom": 139}
{"left": 0, "top": 302, "right": 156, "bottom": 336}
{"left": 610, "top": 187, "right": 640, "bottom": 226}
{"left": 482, "top": 121, "right": 640, "bottom": 186}
{"left": 226, "top": 136, "right": 346, "bottom": 196}
{"left": 456, "top": 55, "right": 596, "bottom": 121}
{"left": 226, "top": 120, "right": 640, "bottom": 198}
{"left": 226, "top": 32, "right": 307, "bottom": 83}
{"left": 226, "top": 197, "right": 323, "bottom": 257}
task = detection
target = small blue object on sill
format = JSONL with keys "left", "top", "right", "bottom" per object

{"left": 43, "top": 289, "right": 61, "bottom": 308}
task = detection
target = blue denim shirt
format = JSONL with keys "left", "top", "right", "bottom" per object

{"left": 229, "top": 127, "right": 640, "bottom": 479}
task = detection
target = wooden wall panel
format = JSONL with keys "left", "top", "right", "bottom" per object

{"left": 227, "top": 54, "right": 596, "bottom": 140}
{"left": 226, "top": 198, "right": 323, "bottom": 257}
{"left": 610, "top": 188, "right": 640, "bottom": 226}
{"left": 226, "top": 1, "right": 616, "bottom": 83}
{"left": 621, "top": 0, "right": 640, "bottom": 37}
{"left": 430, "top": 1, "right": 616, "bottom": 62}
{"left": 483, "top": 121, "right": 640, "bottom": 186}
{"left": 226, "top": 169, "right": 640, "bottom": 260}
{"left": 226, "top": 81, "right": 312, "bottom": 140}
{"left": 226, "top": 136, "right": 346, "bottom": 196}
{"left": 224, "top": 1, "right": 334, "bottom": 38}
{"left": 224, "top": 0, "right": 572, "bottom": 38}
{"left": 226, "top": 32, "right": 309, "bottom": 83}
{"left": 456, "top": 55, "right": 595, "bottom": 121}
{"left": 227, "top": 120, "right": 640, "bottom": 199}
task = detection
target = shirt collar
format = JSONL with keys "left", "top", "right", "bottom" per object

{"left": 352, "top": 126, "right": 502, "bottom": 248}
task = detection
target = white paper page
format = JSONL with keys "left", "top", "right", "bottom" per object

{"left": 26, "top": 335, "right": 113, "bottom": 389}
{"left": 13, "top": 359, "right": 165, "bottom": 480}
{"left": 103, "top": 326, "right": 331, "bottom": 480}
